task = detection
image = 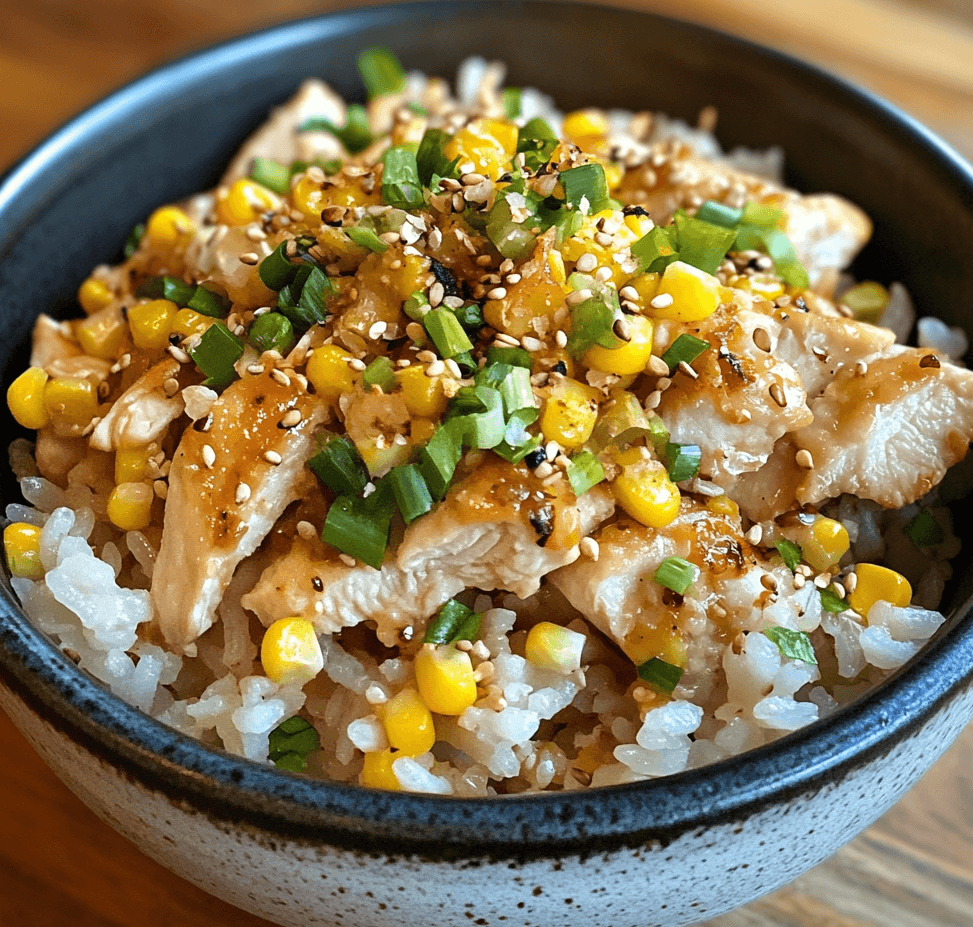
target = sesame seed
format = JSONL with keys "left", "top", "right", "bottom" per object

{"left": 745, "top": 525, "right": 763, "bottom": 545}
{"left": 280, "top": 409, "right": 302, "bottom": 428}
{"left": 576, "top": 253, "right": 598, "bottom": 273}
{"left": 657, "top": 377, "right": 672, "bottom": 390}
{"left": 475, "top": 254, "right": 494, "bottom": 267}
{"left": 920, "top": 353, "right": 941, "bottom": 369}
{"left": 163, "top": 377, "right": 180, "bottom": 398}
{"left": 650, "top": 293, "right": 674, "bottom": 309}
{"left": 534, "top": 461, "right": 554, "bottom": 479}
{"left": 795, "top": 449, "right": 814, "bottom": 469}
{"left": 760, "top": 574, "right": 778, "bottom": 592}
{"left": 619, "top": 285, "right": 639, "bottom": 302}
{"left": 793, "top": 573, "right": 806, "bottom": 589}
{"left": 505, "top": 273, "right": 522, "bottom": 285}
{"left": 541, "top": 471, "right": 563, "bottom": 486}
{"left": 347, "top": 358, "right": 367, "bottom": 372}
{"left": 814, "top": 573, "right": 831, "bottom": 589}
{"left": 678, "top": 361, "right": 699, "bottom": 380}
{"left": 368, "top": 320, "right": 388, "bottom": 340}
{"left": 495, "top": 333, "right": 520, "bottom": 347}
{"left": 769, "top": 382, "right": 787, "bottom": 407}
{"left": 752, "top": 327, "right": 772, "bottom": 352}
{"left": 797, "top": 564, "right": 813, "bottom": 577}
{"left": 339, "top": 553, "right": 357, "bottom": 568}
{"left": 579, "top": 537, "right": 600, "bottom": 560}
{"left": 245, "top": 225, "right": 267, "bottom": 241}
{"left": 644, "top": 390, "right": 662, "bottom": 410}
{"left": 594, "top": 266, "right": 613, "bottom": 283}
{"left": 451, "top": 192, "right": 466, "bottom": 213}
{"left": 416, "top": 349, "right": 438, "bottom": 363}
{"left": 429, "top": 282, "right": 445, "bottom": 307}
{"left": 612, "top": 317, "right": 632, "bottom": 342}
{"left": 235, "top": 482, "right": 252, "bottom": 504}
{"left": 239, "top": 252, "right": 260, "bottom": 266}
{"left": 425, "top": 359, "right": 446, "bottom": 377}
{"left": 247, "top": 364, "right": 266, "bottom": 375}
{"left": 264, "top": 450, "right": 282, "bottom": 465}
{"left": 522, "top": 336, "right": 544, "bottom": 352}
{"left": 566, "top": 289, "right": 593, "bottom": 306}
{"left": 270, "top": 369, "right": 291, "bottom": 387}
{"left": 455, "top": 639, "right": 474, "bottom": 652}
{"left": 201, "top": 445, "right": 216, "bottom": 468}
{"left": 406, "top": 322, "right": 426, "bottom": 343}
{"left": 545, "top": 440, "right": 560, "bottom": 461}
{"left": 594, "top": 231, "right": 613, "bottom": 247}
{"left": 555, "top": 330, "right": 568, "bottom": 348}
{"left": 153, "top": 480, "right": 168, "bottom": 499}
{"left": 647, "top": 355, "right": 670, "bottom": 377}
{"left": 487, "top": 287, "right": 508, "bottom": 300}
{"left": 844, "top": 571, "right": 858, "bottom": 593}
{"left": 167, "top": 345, "right": 191, "bottom": 364}
{"left": 445, "top": 358, "right": 462, "bottom": 378}
{"left": 471, "top": 640, "right": 491, "bottom": 661}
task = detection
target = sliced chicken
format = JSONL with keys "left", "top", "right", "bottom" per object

{"left": 151, "top": 369, "right": 328, "bottom": 650}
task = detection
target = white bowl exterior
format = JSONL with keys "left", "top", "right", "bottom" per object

{"left": 3, "top": 674, "right": 972, "bottom": 927}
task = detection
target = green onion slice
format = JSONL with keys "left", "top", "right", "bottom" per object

{"left": 586, "top": 391, "right": 654, "bottom": 454}
{"left": 259, "top": 242, "right": 298, "bottom": 291}
{"left": 502, "top": 87, "right": 522, "bottom": 119}
{"left": 763, "top": 627, "right": 817, "bottom": 665}
{"left": 904, "top": 509, "right": 945, "bottom": 548}
{"left": 486, "top": 193, "right": 540, "bottom": 261}
{"left": 672, "top": 212, "right": 736, "bottom": 276}
{"left": 566, "top": 451, "right": 606, "bottom": 496}
{"left": 416, "top": 129, "right": 460, "bottom": 186}
{"left": 418, "top": 419, "right": 464, "bottom": 501}
{"left": 424, "top": 599, "right": 481, "bottom": 645}
{"left": 189, "top": 323, "right": 243, "bottom": 388}
{"left": 249, "top": 158, "right": 291, "bottom": 195}
{"left": 694, "top": 200, "right": 742, "bottom": 229}
{"left": 516, "top": 117, "right": 558, "bottom": 171}
{"left": 363, "top": 356, "right": 396, "bottom": 393}
{"left": 661, "top": 334, "right": 710, "bottom": 372}
{"left": 447, "top": 386, "right": 506, "bottom": 450}
{"left": 346, "top": 226, "right": 390, "bottom": 253}
{"left": 381, "top": 146, "right": 424, "bottom": 210}
{"left": 357, "top": 47, "right": 407, "bottom": 98}
{"left": 560, "top": 163, "right": 611, "bottom": 215}
{"left": 631, "top": 226, "right": 678, "bottom": 274}
{"left": 388, "top": 463, "right": 434, "bottom": 525}
{"left": 654, "top": 556, "right": 698, "bottom": 595}
{"left": 776, "top": 538, "right": 802, "bottom": 572}
{"left": 123, "top": 222, "right": 145, "bottom": 259}
{"left": 566, "top": 292, "right": 617, "bottom": 357}
{"left": 663, "top": 442, "right": 702, "bottom": 482}
{"left": 493, "top": 432, "right": 543, "bottom": 464}
{"left": 135, "top": 275, "right": 195, "bottom": 306}
{"left": 277, "top": 265, "right": 335, "bottom": 329}
{"left": 308, "top": 434, "right": 369, "bottom": 496}
{"left": 424, "top": 307, "right": 474, "bottom": 358}
{"left": 486, "top": 345, "right": 533, "bottom": 369}
{"left": 321, "top": 491, "right": 393, "bottom": 570}
{"left": 637, "top": 657, "right": 684, "bottom": 694}
{"left": 248, "top": 312, "right": 295, "bottom": 356}
{"left": 299, "top": 104, "right": 373, "bottom": 155}
{"left": 268, "top": 716, "right": 320, "bottom": 770}
{"left": 188, "top": 285, "right": 230, "bottom": 318}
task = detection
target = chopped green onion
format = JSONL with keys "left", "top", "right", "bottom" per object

{"left": 654, "top": 556, "right": 698, "bottom": 595}
{"left": 631, "top": 226, "right": 678, "bottom": 274}
{"left": 424, "top": 307, "right": 474, "bottom": 358}
{"left": 135, "top": 275, "right": 196, "bottom": 306}
{"left": 776, "top": 539, "right": 802, "bottom": 571}
{"left": 493, "top": 432, "right": 543, "bottom": 464}
{"left": 424, "top": 599, "right": 481, "bottom": 645}
{"left": 418, "top": 419, "right": 464, "bottom": 500}
{"left": 819, "top": 586, "right": 848, "bottom": 613}
{"left": 123, "top": 222, "right": 145, "bottom": 259}
{"left": 416, "top": 129, "right": 459, "bottom": 186}
{"left": 486, "top": 345, "right": 532, "bottom": 369}
{"left": 839, "top": 281, "right": 889, "bottom": 323}
{"left": 450, "top": 302, "right": 485, "bottom": 335}
{"left": 278, "top": 265, "right": 335, "bottom": 329}
{"left": 346, "top": 226, "right": 389, "bottom": 253}
{"left": 381, "top": 146, "right": 424, "bottom": 210}
{"left": 663, "top": 442, "right": 702, "bottom": 482}
{"left": 189, "top": 323, "right": 243, "bottom": 388}
{"left": 672, "top": 212, "right": 736, "bottom": 276}
{"left": 661, "top": 334, "right": 710, "bottom": 372}
{"left": 403, "top": 290, "right": 431, "bottom": 322}
{"left": 249, "top": 158, "right": 291, "bottom": 195}
{"left": 566, "top": 293, "right": 616, "bottom": 357}
{"left": 741, "top": 202, "right": 784, "bottom": 228}
{"left": 516, "top": 117, "right": 558, "bottom": 171}
{"left": 560, "top": 163, "right": 611, "bottom": 215}
{"left": 363, "top": 356, "right": 396, "bottom": 393}
{"left": 248, "top": 312, "right": 295, "bottom": 355}
{"left": 694, "top": 200, "right": 742, "bottom": 229}
{"left": 566, "top": 451, "right": 606, "bottom": 496}
{"left": 498, "top": 365, "right": 537, "bottom": 418}
{"left": 388, "top": 464, "right": 434, "bottom": 525}
{"left": 273, "top": 753, "right": 307, "bottom": 773}
{"left": 486, "top": 193, "right": 540, "bottom": 261}
{"left": 188, "top": 285, "right": 230, "bottom": 318}
{"left": 448, "top": 386, "right": 505, "bottom": 449}
{"left": 586, "top": 391, "right": 655, "bottom": 453}
{"left": 322, "top": 491, "right": 393, "bottom": 570}
{"left": 268, "top": 716, "right": 320, "bottom": 771}
{"left": 308, "top": 434, "right": 369, "bottom": 496}
{"left": 763, "top": 627, "right": 817, "bottom": 665}
{"left": 637, "top": 657, "right": 684, "bottom": 694}
{"left": 904, "top": 509, "right": 945, "bottom": 548}
{"left": 299, "top": 104, "right": 373, "bottom": 155}
{"left": 259, "top": 242, "right": 299, "bottom": 291}
{"left": 357, "top": 47, "right": 407, "bottom": 98}
{"left": 502, "top": 87, "right": 522, "bottom": 119}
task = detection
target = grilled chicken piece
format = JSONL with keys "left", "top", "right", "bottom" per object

{"left": 152, "top": 369, "right": 328, "bottom": 651}
{"left": 241, "top": 463, "right": 615, "bottom": 646}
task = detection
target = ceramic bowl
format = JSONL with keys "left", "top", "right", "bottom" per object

{"left": 2, "top": 3, "right": 973, "bottom": 926}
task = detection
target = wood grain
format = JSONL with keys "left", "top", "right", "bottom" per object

{"left": 2, "top": 2, "right": 972, "bottom": 925}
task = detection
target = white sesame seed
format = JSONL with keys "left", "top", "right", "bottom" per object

{"left": 247, "top": 363, "right": 266, "bottom": 376}
{"left": 534, "top": 461, "right": 554, "bottom": 479}
{"left": 425, "top": 359, "right": 446, "bottom": 377}
{"left": 429, "top": 282, "right": 445, "bottom": 307}
{"left": 745, "top": 525, "right": 763, "bottom": 545}
{"left": 566, "top": 289, "right": 593, "bottom": 306}
{"left": 541, "top": 471, "right": 563, "bottom": 486}
{"left": 619, "top": 285, "right": 639, "bottom": 302}
{"left": 235, "top": 482, "right": 252, "bottom": 504}
{"left": 845, "top": 571, "right": 858, "bottom": 593}
{"left": 167, "top": 345, "right": 191, "bottom": 364}
{"left": 644, "top": 390, "right": 662, "bottom": 410}
{"left": 648, "top": 355, "right": 670, "bottom": 377}
{"left": 280, "top": 409, "right": 302, "bottom": 428}
{"left": 545, "top": 440, "right": 560, "bottom": 461}
{"left": 555, "top": 330, "right": 568, "bottom": 349}
{"left": 270, "top": 369, "right": 291, "bottom": 387}
{"left": 153, "top": 480, "right": 168, "bottom": 499}
{"left": 406, "top": 322, "right": 426, "bottom": 343}
{"left": 793, "top": 573, "right": 806, "bottom": 589}
{"left": 505, "top": 273, "right": 522, "bottom": 285}
{"left": 814, "top": 573, "right": 831, "bottom": 589}
{"left": 487, "top": 287, "right": 508, "bottom": 300}
{"left": 650, "top": 293, "right": 674, "bottom": 309}
{"left": 163, "top": 377, "right": 180, "bottom": 398}
{"left": 495, "top": 333, "right": 520, "bottom": 347}
{"left": 576, "top": 253, "right": 598, "bottom": 273}
{"left": 264, "top": 450, "right": 282, "bottom": 465}
{"left": 579, "top": 537, "right": 600, "bottom": 560}
{"left": 347, "top": 358, "right": 367, "bottom": 372}
{"left": 339, "top": 553, "right": 357, "bottom": 568}
{"left": 795, "top": 449, "right": 815, "bottom": 469}
{"left": 201, "top": 445, "right": 216, "bottom": 468}
{"left": 239, "top": 252, "right": 260, "bottom": 265}
{"left": 368, "top": 321, "right": 388, "bottom": 340}
{"left": 416, "top": 349, "right": 438, "bottom": 363}
{"left": 521, "top": 336, "right": 544, "bottom": 352}
{"left": 445, "top": 358, "right": 462, "bottom": 378}
{"left": 594, "top": 266, "right": 613, "bottom": 283}
{"left": 678, "top": 361, "right": 699, "bottom": 379}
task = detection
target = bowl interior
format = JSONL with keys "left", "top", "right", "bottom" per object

{"left": 3, "top": 0, "right": 973, "bottom": 845}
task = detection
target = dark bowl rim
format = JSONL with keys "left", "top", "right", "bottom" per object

{"left": 3, "top": 0, "right": 973, "bottom": 858}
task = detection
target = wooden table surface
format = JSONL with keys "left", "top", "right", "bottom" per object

{"left": 3, "top": 1, "right": 973, "bottom": 925}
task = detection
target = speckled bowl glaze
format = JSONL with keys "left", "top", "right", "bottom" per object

{"left": 3, "top": 4, "right": 973, "bottom": 925}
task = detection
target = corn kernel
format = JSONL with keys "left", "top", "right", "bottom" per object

{"left": 290, "top": 174, "right": 324, "bottom": 218}
{"left": 562, "top": 109, "right": 610, "bottom": 152}
{"left": 360, "top": 749, "right": 401, "bottom": 790}
{"left": 414, "top": 643, "right": 478, "bottom": 716}
{"left": 547, "top": 249, "right": 566, "bottom": 285}
{"left": 652, "top": 261, "right": 721, "bottom": 322}
{"left": 540, "top": 377, "right": 600, "bottom": 450}
{"left": 128, "top": 299, "right": 177, "bottom": 351}
{"left": 44, "top": 377, "right": 98, "bottom": 428}
{"left": 115, "top": 444, "right": 154, "bottom": 485}
{"left": 78, "top": 277, "right": 113, "bottom": 315}
{"left": 584, "top": 315, "right": 654, "bottom": 375}
{"left": 306, "top": 345, "right": 357, "bottom": 402}
{"left": 170, "top": 307, "right": 218, "bottom": 339}
{"left": 260, "top": 617, "right": 325, "bottom": 686}
{"left": 623, "top": 621, "right": 688, "bottom": 667}
{"left": 706, "top": 494, "right": 739, "bottom": 520}
{"left": 612, "top": 447, "right": 681, "bottom": 528}
{"left": 76, "top": 306, "right": 126, "bottom": 360}
{"left": 525, "top": 622, "right": 587, "bottom": 674}
{"left": 410, "top": 418, "right": 437, "bottom": 445}
{"left": 106, "top": 481, "right": 154, "bottom": 531}
{"left": 216, "top": 179, "right": 277, "bottom": 226}
{"left": 4, "top": 523, "right": 44, "bottom": 580}
{"left": 144, "top": 206, "right": 195, "bottom": 251}
{"left": 625, "top": 272, "right": 661, "bottom": 308}
{"left": 847, "top": 564, "right": 912, "bottom": 621}
{"left": 7, "top": 367, "right": 50, "bottom": 429}
{"left": 444, "top": 126, "right": 510, "bottom": 180}
{"left": 805, "top": 517, "right": 851, "bottom": 573}
{"left": 397, "top": 364, "right": 448, "bottom": 419}
{"left": 382, "top": 688, "right": 436, "bottom": 756}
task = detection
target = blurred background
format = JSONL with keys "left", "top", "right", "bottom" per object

{"left": 2, "top": 1, "right": 973, "bottom": 925}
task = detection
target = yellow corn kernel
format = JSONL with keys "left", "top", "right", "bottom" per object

{"left": 414, "top": 643, "right": 478, "bottom": 716}
{"left": 382, "top": 688, "right": 436, "bottom": 756}
{"left": 562, "top": 109, "right": 610, "bottom": 152}
{"left": 77, "top": 277, "right": 113, "bottom": 315}
{"left": 76, "top": 306, "right": 125, "bottom": 360}
{"left": 290, "top": 173, "right": 324, "bottom": 218}
{"left": 115, "top": 444, "right": 154, "bottom": 485}
{"left": 706, "top": 494, "right": 739, "bottom": 520}
{"left": 7, "top": 367, "right": 51, "bottom": 429}
{"left": 410, "top": 418, "right": 437, "bottom": 445}
{"left": 847, "top": 564, "right": 912, "bottom": 621}
{"left": 547, "top": 249, "right": 566, "bottom": 285}
{"left": 652, "top": 261, "right": 721, "bottom": 322}
{"left": 623, "top": 621, "right": 688, "bottom": 667}
{"left": 106, "top": 481, "right": 154, "bottom": 532}
{"left": 805, "top": 517, "right": 851, "bottom": 573}
{"left": 144, "top": 206, "right": 195, "bottom": 251}
{"left": 477, "top": 118, "right": 519, "bottom": 156}
{"left": 216, "top": 179, "right": 277, "bottom": 226}
{"left": 360, "top": 749, "right": 401, "bottom": 790}
{"left": 170, "top": 307, "right": 218, "bottom": 339}
{"left": 584, "top": 314, "right": 654, "bottom": 376}
{"left": 396, "top": 364, "right": 448, "bottom": 420}
{"left": 525, "top": 622, "right": 587, "bottom": 674}
{"left": 260, "top": 617, "right": 325, "bottom": 686}
{"left": 128, "top": 299, "right": 177, "bottom": 351}
{"left": 44, "top": 377, "right": 98, "bottom": 428}
{"left": 306, "top": 345, "right": 357, "bottom": 402}
{"left": 4, "top": 523, "right": 45, "bottom": 580}
{"left": 540, "top": 378, "right": 600, "bottom": 450}
{"left": 624, "top": 272, "right": 661, "bottom": 309}
{"left": 612, "top": 446, "right": 681, "bottom": 529}
{"left": 444, "top": 126, "right": 509, "bottom": 180}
